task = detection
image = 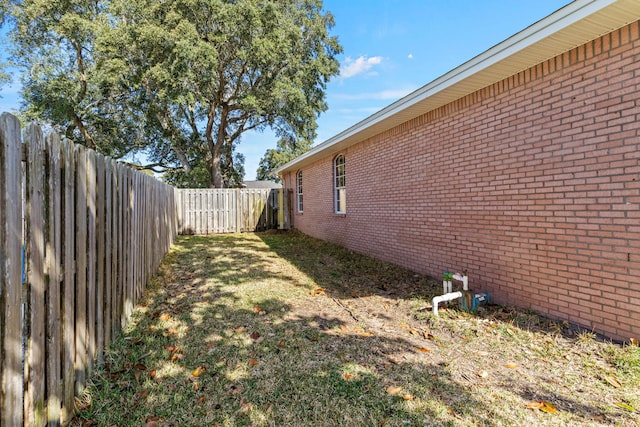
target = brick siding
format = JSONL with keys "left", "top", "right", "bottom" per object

{"left": 283, "top": 21, "right": 640, "bottom": 342}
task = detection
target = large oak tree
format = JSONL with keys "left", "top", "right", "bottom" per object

{"left": 2, "top": 0, "right": 341, "bottom": 187}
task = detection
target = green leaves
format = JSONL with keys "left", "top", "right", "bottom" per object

{"left": 7, "top": 0, "right": 342, "bottom": 187}
{"left": 257, "top": 137, "right": 314, "bottom": 182}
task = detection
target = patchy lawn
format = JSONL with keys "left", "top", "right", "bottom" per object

{"left": 73, "top": 231, "right": 639, "bottom": 426}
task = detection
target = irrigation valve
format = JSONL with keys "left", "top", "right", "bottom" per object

{"left": 434, "top": 270, "right": 490, "bottom": 315}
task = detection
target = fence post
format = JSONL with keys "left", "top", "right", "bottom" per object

{"left": 277, "top": 188, "right": 285, "bottom": 229}
{"left": 0, "top": 112, "right": 24, "bottom": 426}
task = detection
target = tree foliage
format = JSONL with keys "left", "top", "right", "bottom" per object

{"left": 3, "top": 0, "right": 341, "bottom": 187}
{"left": 4, "top": 0, "right": 145, "bottom": 158}
{"left": 0, "top": 1, "right": 15, "bottom": 94}
{"left": 257, "top": 136, "right": 313, "bottom": 182}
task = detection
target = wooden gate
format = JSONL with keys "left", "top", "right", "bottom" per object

{"left": 176, "top": 188, "right": 289, "bottom": 234}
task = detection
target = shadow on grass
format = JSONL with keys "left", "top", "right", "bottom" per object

{"left": 72, "top": 232, "right": 634, "bottom": 426}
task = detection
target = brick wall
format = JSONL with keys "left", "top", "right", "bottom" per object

{"left": 283, "top": 21, "right": 640, "bottom": 342}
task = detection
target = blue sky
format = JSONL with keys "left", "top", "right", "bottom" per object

{"left": 1, "top": 0, "right": 571, "bottom": 179}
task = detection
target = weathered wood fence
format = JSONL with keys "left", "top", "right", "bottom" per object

{"left": 176, "top": 188, "right": 290, "bottom": 234}
{"left": 0, "top": 113, "right": 178, "bottom": 426}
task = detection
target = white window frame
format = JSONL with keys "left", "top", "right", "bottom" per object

{"left": 334, "top": 154, "right": 346, "bottom": 214}
{"left": 296, "top": 170, "right": 303, "bottom": 213}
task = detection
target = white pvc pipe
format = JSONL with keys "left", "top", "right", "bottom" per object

{"left": 443, "top": 280, "right": 452, "bottom": 294}
{"left": 453, "top": 274, "right": 468, "bottom": 291}
{"left": 432, "top": 291, "right": 463, "bottom": 316}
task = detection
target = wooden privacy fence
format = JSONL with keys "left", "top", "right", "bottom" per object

{"left": 0, "top": 113, "right": 178, "bottom": 426}
{"left": 176, "top": 188, "right": 290, "bottom": 234}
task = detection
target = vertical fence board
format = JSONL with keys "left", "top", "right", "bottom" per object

{"left": 104, "top": 159, "right": 113, "bottom": 349}
{"left": 125, "top": 168, "right": 133, "bottom": 322}
{"left": 61, "top": 139, "right": 75, "bottom": 424}
{"left": 121, "top": 166, "right": 130, "bottom": 326}
{"left": 0, "top": 113, "right": 24, "bottom": 426}
{"left": 74, "top": 145, "right": 88, "bottom": 394}
{"left": 135, "top": 173, "right": 142, "bottom": 301}
{"left": 46, "top": 133, "right": 62, "bottom": 424}
{"left": 95, "top": 154, "right": 105, "bottom": 364}
{"left": 117, "top": 164, "right": 125, "bottom": 330}
{"left": 111, "top": 161, "right": 122, "bottom": 339}
{"left": 86, "top": 150, "right": 97, "bottom": 378}
{"left": 25, "top": 123, "right": 46, "bottom": 426}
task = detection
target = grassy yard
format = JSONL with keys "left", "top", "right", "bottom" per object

{"left": 73, "top": 231, "right": 639, "bottom": 426}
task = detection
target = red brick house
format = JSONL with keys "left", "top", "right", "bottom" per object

{"left": 276, "top": 0, "right": 640, "bottom": 342}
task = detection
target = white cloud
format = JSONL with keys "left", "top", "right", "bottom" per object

{"left": 339, "top": 55, "right": 383, "bottom": 78}
{"left": 407, "top": 53, "right": 413, "bottom": 59}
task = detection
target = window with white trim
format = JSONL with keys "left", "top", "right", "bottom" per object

{"left": 334, "top": 154, "right": 346, "bottom": 213}
{"left": 296, "top": 170, "right": 303, "bottom": 213}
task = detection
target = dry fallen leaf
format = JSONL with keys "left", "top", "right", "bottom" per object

{"left": 192, "top": 366, "right": 206, "bottom": 377}
{"left": 277, "top": 340, "right": 286, "bottom": 348}
{"left": 527, "top": 401, "right": 557, "bottom": 414}
{"left": 402, "top": 394, "right": 415, "bottom": 401}
{"left": 248, "top": 358, "right": 258, "bottom": 367}
{"left": 165, "top": 344, "right": 177, "bottom": 353}
{"left": 504, "top": 363, "right": 518, "bottom": 369}
{"left": 250, "top": 331, "right": 261, "bottom": 340}
{"left": 310, "top": 288, "right": 325, "bottom": 296}
{"left": 159, "top": 313, "right": 171, "bottom": 321}
{"left": 145, "top": 415, "right": 161, "bottom": 427}
{"left": 603, "top": 375, "right": 621, "bottom": 388}
{"left": 240, "top": 401, "right": 253, "bottom": 413}
{"left": 630, "top": 338, "right": 639, "bottom": 346}
{"left": 386, "top": 386, "right": 402, "bottom": 395}
{"left": 343, "top": 373, "right": 353, "bottom": 380}
{"left": 360, "top": 332, "right": 373, "bottom": 337}
{"left": 540, "top": 402, "right": 557, "bottom": 414}
{"left": 416, "top": 347, "right": 431, "bottom": 353}
{"left": 253, "top": 305, "right": 262, "bottom": 313}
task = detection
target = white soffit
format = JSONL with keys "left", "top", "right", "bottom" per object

{"left": 277, "top": 0, "right": 640, "bottom": 174}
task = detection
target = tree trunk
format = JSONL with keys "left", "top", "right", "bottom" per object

{"left": 209, "top": 155, "right": 224, "bottom": 188}
{"left": 207, "top": 103, "right": 227, "bottom": 188}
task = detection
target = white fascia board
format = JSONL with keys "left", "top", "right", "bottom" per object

{"left": 276, "top": 0, "right": 619, "bottom": 175}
